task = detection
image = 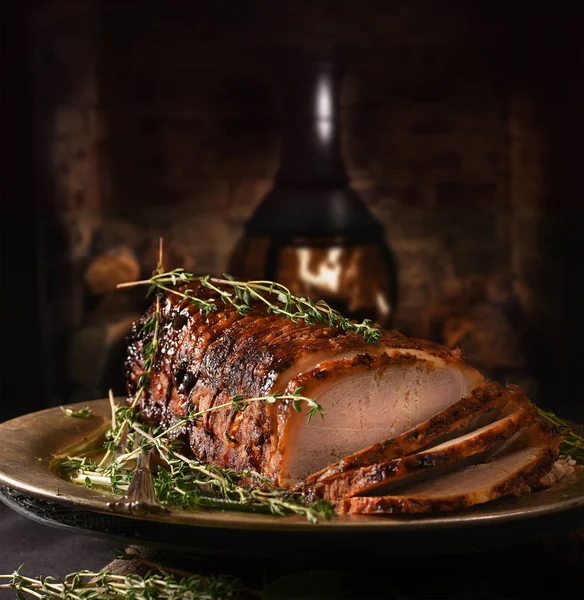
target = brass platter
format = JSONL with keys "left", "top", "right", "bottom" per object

{"left": 0, "top": 399, "right": 583, "bottom": 557}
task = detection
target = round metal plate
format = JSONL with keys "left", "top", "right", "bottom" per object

{"left": 0, "top": 400, "right": 583, "bottom": 556}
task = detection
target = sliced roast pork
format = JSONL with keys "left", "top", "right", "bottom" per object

{"left": 294, "top": 381, "right": 523, "bottom": 492}
{"left": 277, "top": 353, "right": 484, "bottom": 483}
{"left": 126, "top": 282, "right": 483, "bottom": 485}
{"left": 336, "top": 421, "right": 561, "bottom": 514}
{"left": 306, "top": 403, "right": 536, "bottom": 502}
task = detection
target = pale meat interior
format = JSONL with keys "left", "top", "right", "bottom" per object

{"left": 347, "top": 409, "right": 534, "bottom": 497}
{"left": 295, "top": 381, "right": 513, "bottom": 491}
{"left": 427, "top": 407, "right": 524, "bottom": 453}
{"left": 411, "top": 394, "right": 518, "bottom": 454}
{"left": 272, "top": 346, "right": 448, "bottom": 393}
{"left": 283, "top": 358, "right": 483, "bottom": 481}
{"left": 384, "top": 444, "right": 550, "bottom": 501}
{"left": 310, "top": 406, "right": 535, "bottom": 501}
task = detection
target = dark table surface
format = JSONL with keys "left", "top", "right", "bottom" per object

{"left": 1, "top": 496, "right": 584, "bottom": 600}
{"left": 0, "top": 502, "right": 117, "bottom": 599}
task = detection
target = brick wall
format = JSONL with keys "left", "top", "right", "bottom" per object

{"left": 28, "top": 0, "right": 583, "bottom": 415}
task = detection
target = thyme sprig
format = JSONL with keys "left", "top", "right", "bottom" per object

{"left": 97, "top": 242, "right": 166, "bottom": 470}
{"left": 117, "top": 269, "right": 381, "bottom": 345}
{"left": 0, "top": 566, "right": 245, "bottom": 599}
{"left": 537, "top": 407, "right": 584, "bottom": 462}
{"left": 132, "top": 420, "right": 333, "bottom": 524}
{"left": 138, "top": 239, "right": 165, "bottom": 388}
{"left": 115, "top": 387, "right": 324, "bottom": 467}
{"left": 63, "top": 388, "right": 333, "bottom": 523}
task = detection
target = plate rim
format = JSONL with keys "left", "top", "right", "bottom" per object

{"left": 0, "top": 399, "right": 583, "bottom": 534}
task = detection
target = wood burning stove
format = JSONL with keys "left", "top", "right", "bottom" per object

{"left": 229, "top": 58, "right": 397, "bottom": 326}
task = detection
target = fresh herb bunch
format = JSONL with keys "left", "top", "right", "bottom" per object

{"left": 537, "top": 407, "right": 584, "bottom": 462}
{"left": 117, "top": 268, "right": 382, "bottom": 345}
{"left": 112, "top": 386, "right": 324, "bottom": 466}
{"left": 62, "top": 387, "right": 333, "bottom": 524}
{"left": 0, "top": 566, "right": 244, "bottom": 599}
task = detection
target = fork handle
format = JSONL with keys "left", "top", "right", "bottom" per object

{"left": 107, "top": 450, "right": 169, "bottom": 516}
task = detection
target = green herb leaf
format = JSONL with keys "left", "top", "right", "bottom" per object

{"left": 119, "top": 264, "right": 381, "bottom": 345}
{"left": 537, "top": 407, "right": 584, "bottom": 463}
{"left": 0, "top": 567, "right": 245, "bottom": 599}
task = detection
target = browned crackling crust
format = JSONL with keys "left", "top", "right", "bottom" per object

{"left": 336, "top": 421, "right": 561, "bottom": 514}
{"left": 125, "top": 283, "right": 466, "bottom": 484}
{"left": 307, "top": 405, "right": 537, "bottom": 502}
{"left": 293, "top": 381, "right": 517, "bottom": 494}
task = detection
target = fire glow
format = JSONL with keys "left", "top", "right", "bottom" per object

{"left": 283, "top": 246, "right": 391, "bottom": 323}
{"left": 297, "top": 247, "right": 343, "bottom": 295}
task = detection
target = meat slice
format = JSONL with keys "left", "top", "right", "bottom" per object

{"left": 307, "top": 404, "right": 536, "bottom": 502}
{"left": 278, "top": 353, "right": 483, "bottom": 483}
{"left": 336, "top": 421, "right": 560, "bottom": 515}
{"left": 126, "top": 282, "right": 483, "bottom": 485}
{"left": 294, "top": 381, "right": 519, "bottom": 492}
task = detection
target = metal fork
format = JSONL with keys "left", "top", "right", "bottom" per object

{"left": 107, "top": 449, "right": 169, "bottom": 517}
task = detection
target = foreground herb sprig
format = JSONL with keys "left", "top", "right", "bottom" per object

{"left": 117, "top": 269, "right": 381, "bottom": 345}
{"left": 537, "top": 407, "right": 584, "bottom": 462}
{"left": 0, "top": 566, "right": 245, "bottom": 599}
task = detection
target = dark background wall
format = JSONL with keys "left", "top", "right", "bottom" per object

{"left": 2, "top": 0, "right": 583, "bottom": 421}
